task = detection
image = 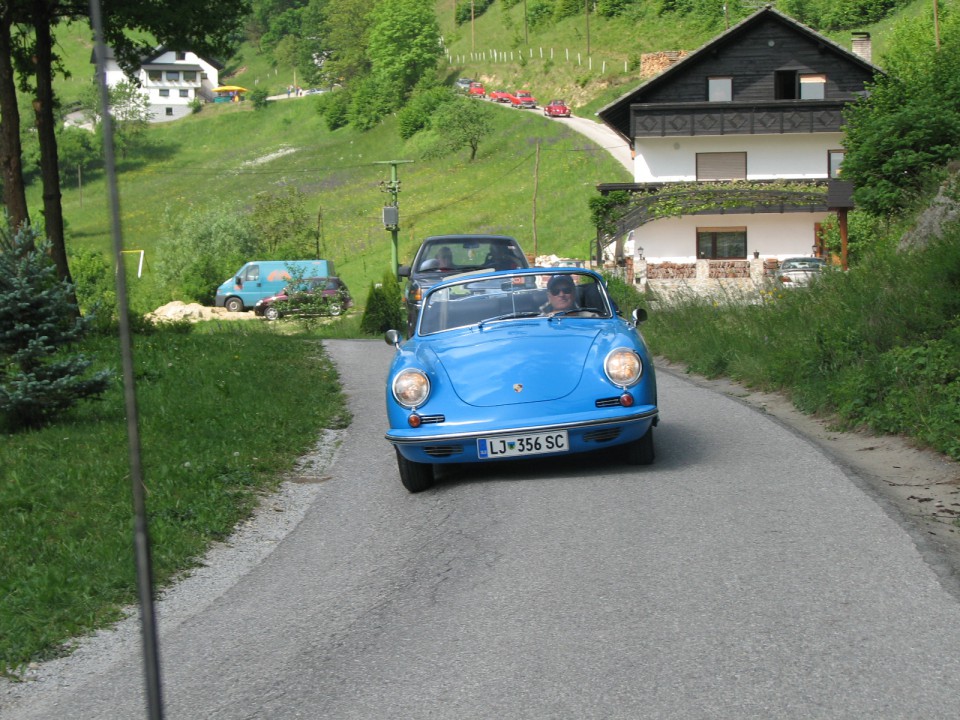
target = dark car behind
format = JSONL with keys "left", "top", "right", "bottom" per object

{"left": 398, "top": 234, "right": 529, "bottom": 336}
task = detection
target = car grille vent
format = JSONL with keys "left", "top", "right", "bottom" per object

{"left": 583, "top": 428, "right": 622, "bottom": 443}
{"left": 418, "top": 414, "right": 446, "bottom": 424}
{"left": 595, "top": 397, "right": 622, "bottom": 408}
{"left": 424, "top": 445, "right": 464, "bottom": 458}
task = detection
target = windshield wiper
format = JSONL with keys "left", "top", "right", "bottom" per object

{"left": 479, "top": 311, "right": 540, "bottom": 327}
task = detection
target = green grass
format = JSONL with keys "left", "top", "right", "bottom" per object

{"left": 0, "top": 321, "right": 350, "bottom": 674}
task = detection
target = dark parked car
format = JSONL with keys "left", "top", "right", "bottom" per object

{"left": 254, "top": 276, "right": 352, "bottom": 320}
{"left": 384, "top": 267, "right": 659, "bottom": 492}
{"left": 398, "top": 234, "right": 529, "bottom": 336}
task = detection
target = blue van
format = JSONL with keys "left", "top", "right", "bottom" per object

{"left": 215, "top": 260, "right": 335, "bottom": 312}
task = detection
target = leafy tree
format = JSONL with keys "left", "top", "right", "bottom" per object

{"left": 366, "top": 0, "right": 442, "bottom": 110}
{"left": 153, "top": 204, "right": 259, "bottom": 304}
{"left": 841, "top": 9, "right": 960, "bottom": 215}
{"left": 0, "top": 222, "right": 110, "bottom": 431}
{"left": 79, "top": 79, "right": 151, "bottom": 159}
{"left": 250, "top": 187, "right": 318, "bottom": 257}
{"left": 396, "top": 84, "right": 455, "bottom": 140}
{"left": 56, "top": 126, "right": 101, "bottom": 184}
{"left": 429, "top": 96, "right": 494, "bottom": 161}
{"left": 316, "top": 88, "right": 350, "bottom": 130}
{"left": 319, "top": 0, "right": 373, "bottom": 86}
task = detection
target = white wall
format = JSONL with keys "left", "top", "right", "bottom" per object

{"left": 626, "top": 212, "right": 829, "bottom": 263}
{"left": 633, "top": 133, "right": 844, "bottom": 182}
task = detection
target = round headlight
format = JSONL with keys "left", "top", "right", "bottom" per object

{"left": 392, "top": 369, "right": 430, "bottom": 408}
{"left": 604, "top": 348, "right": 642, "bottom": 387}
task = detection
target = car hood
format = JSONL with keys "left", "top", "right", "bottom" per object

{"left": 425, "top": 324, "right": 600, "bottom": 406}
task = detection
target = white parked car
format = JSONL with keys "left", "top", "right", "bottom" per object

{"left": 776, "top": 257, "right": 826, "bottom": 287}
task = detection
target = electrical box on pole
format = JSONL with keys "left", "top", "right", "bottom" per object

{"left": 375, "top": 160, "right": 413, "bottom": 277}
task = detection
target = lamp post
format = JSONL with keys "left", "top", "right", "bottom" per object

{"left": 375, "top": 160, "right": 414, "bottom": 276}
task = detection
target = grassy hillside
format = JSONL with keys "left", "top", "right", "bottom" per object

{"left": 38, "top": 0, "right": 936, "bottom": 314}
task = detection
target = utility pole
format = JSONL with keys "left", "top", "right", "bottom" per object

{"left": 585, "top": 0, "right": 590, "bottom": 58}
{"left": 375, "top": 160, "right": 414, "bottom": 276}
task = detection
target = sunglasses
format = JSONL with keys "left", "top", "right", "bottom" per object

{"left": 550, "top": 287, "right": 574, "bottom": 296}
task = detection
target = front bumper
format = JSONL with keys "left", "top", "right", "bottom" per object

{"left": 387, "top": 406, "right": 659, "bottom": 464}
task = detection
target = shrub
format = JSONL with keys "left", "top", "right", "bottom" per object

{"left": 360, "top": 272, "right": 404, "bottom": 335}
{"left": 69, "top": 248, "right": 118, "bottom": 334}
{"left": 249, "top": 87, "right": 270, "bottom": 109}
{"left": 316, "top": 89, "right": 350, "bottom": 131}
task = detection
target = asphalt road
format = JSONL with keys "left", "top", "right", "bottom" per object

{"left": 5, "top": 339, "right": 960, "bottom": 719}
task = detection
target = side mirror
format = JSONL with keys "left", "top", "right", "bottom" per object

{"left": 384, "top": 329, "right": 401, "bottom": 347}
{"left": 235, "top": 276, "right": 243, "bottom": 287}
{"left": 632, "top": 308, "right": 648, "bottom": 324}
{"left": 398, "top": 266, "right": 412, "bottom": 278}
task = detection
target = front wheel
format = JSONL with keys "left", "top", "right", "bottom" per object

{"left": 327, "top": 301, "right": 343, "bottom": 317}
{"left": 396, "top": 448, "right": 435, "bottom": 493}
{"left": 624, "top": 426, "right": 655, "bottom": 466}
{"left": 224, "top": 297, "right": 244, "bottom": 313}
{"left": 264, "top": 306, "right": 280, "bottom": 321}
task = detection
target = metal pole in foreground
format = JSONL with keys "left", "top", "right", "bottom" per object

{"left": 89, "top": 1, "right": 164, "bottom": 718}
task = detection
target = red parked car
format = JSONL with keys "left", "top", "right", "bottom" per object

{"left": 509, "top": 90, "right": 537, "bottom": 109}
{"left": 488, "top": 89, "right": 511, "bottom": 103}
{"left": 467, "top": 82, "right": 486, "bottom": 98}
{"left": 254, "top": 277, "right": 353, "bottom": 320}
{"left": 543, "top": 99, "right": 571, "bottom": 118}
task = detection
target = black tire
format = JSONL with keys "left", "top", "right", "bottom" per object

{"left": 264, "top": 306, "right": 280, "bottom": 321}
{"left": 396, "top": 448, "right": 435, "bottom": 493}
{"left": 625, "top": 425, "right": 655, "bottom": 466}
{"left": 224, "top": 297, "right": 244, "bottom": 313}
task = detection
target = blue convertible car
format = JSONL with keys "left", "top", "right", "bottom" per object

{"left": 384, "top": 268, "right": 659, "bottom": 492}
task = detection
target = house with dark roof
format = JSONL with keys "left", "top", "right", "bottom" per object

{"left": 99, "top": 46, "right": 223, "bottom": 123}
{"left": 595, "top": 6, "right": 881, "bottom": 291}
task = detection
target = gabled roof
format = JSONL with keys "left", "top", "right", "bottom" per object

{"left": 597, "top": 5, "right": 884, "bottom": 137}
{"left": 90, "top": 45, "right": 224, "bottom": 71}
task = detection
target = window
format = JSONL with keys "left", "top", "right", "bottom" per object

{"left": 696, "top": 152, "right": 746, "bottom": 181}
{"left": 800, "top": 74, "right": 826, "bottom": 100}
{"left": 183, "top": 71, "right": 197, "bottom": 82}
{"left": 165, "top": 71, "right": 179, "bottom": 81}
{"left": 697, "top": 227, "right": 747, "bottom": 259}
{"left": 243, "top": 265, "right": 260, "bottom": 282}
{"left": 708, "top": 76, "right": 732, "bottom": 102}
{"left": 147, "top": 70, "right": 162, "bottom": 82}
{"left": 774, "top": 70, "right": 797, "bottom": 100}
{"left": 159, "top": 88, "right": 170, "bottom": 97}
{"left": 179, "top": 89, "right": 189, "bottom": 98}
{"left": 829, "top": 149, "right": 845, "bottom": 179}
{"left": 165, "top": 107, "right": 173, "bottom": 116}
{"left": 176, "top": 51, "right": 186, "bottom": 61}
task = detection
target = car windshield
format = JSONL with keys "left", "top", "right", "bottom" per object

{"left": 418, "top": 270, "right": 612, "bottom": 334}
{"left": 415, "top": 239, "right": 527, "bottom": 273}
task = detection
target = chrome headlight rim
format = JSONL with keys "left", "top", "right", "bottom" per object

{"left": 604, "top": 347, "right": 643, "bottom": 387}
{"left": 392, "top": 369, "right": 431, "bottom": 408}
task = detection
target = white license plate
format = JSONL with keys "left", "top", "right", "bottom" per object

{"left": 477, "top": 431, "right": 569, "bottom": 459}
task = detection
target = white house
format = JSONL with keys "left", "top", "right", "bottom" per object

{"left": 100, "top": 46, "right": 222, "bottom": 123}
{"left": 595, "top": 7, "right": 882, "bottom": 291}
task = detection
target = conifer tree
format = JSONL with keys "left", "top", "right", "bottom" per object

{"left": 0, "top": 222, "right": 111, "bottom": 431}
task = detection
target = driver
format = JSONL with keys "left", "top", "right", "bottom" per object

{"left": 541, "top": 275, "right": 578, "bottom": 315}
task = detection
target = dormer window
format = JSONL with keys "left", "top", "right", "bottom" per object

{"left": 708, "top": 76, "right": 732, "bottom": 102}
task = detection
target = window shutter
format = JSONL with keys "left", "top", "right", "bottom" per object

{"left": 696, "top": 152, "right": 746, "bottom": 181}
